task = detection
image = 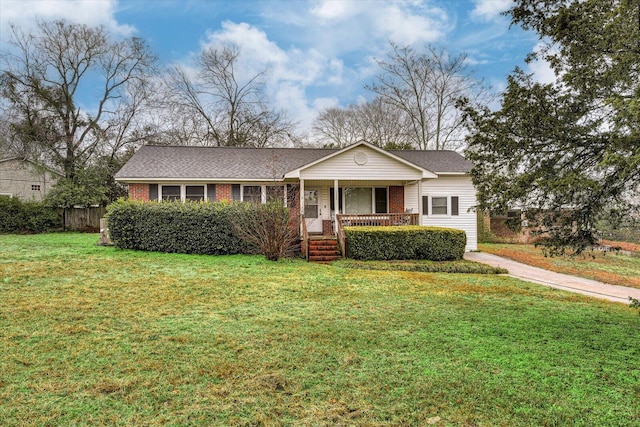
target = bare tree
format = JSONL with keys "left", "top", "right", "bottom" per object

{"left": 356, "top": 97, "right": 412, "bottom": 149}
{"left": 312, "top": 105, "right": 361, "bottom": 148}
{"left": 367, "top": 43, "right": 491, "bottom": 150}
{"left": 163, "top": 44, "right": 298, "bottom": 147}
{"left": 0, "top": 20, "right": 157, "bottom": 179}
{"left": 312, "top": 97, "right": 411, "bottom": 148}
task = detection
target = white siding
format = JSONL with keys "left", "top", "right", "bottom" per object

{"left": 405, "top": 175, "right": 477, "bottom": 251}
{"left": 300, "top": 146, "right": 423, "bottom": 181}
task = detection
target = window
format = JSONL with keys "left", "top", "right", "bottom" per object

{"left": 31, "top": 184, "right": 41, "bottom": 191}
{"left": 426, "top": 196, "right": 460, "bottom": 216}
{"left": 329, "top": 187, "right": 387, "bottom": 214}
{"left": 431, "top": 197, "right": 448, "bottom": 215}
{"left": 185, "top": 185, "right": 204, "bottom": 201}
{"left": 345, "top": 188, "right": 372, "bottom": 214}
{"left": 375, "top": 187, "right": 388, "bottom": 214}
{"left": 232, "top": 184, "right": 241, "bottom": 201}
{"left": 304, "top": 190, "right": 318, "bottom": 218}
{"left": 162, "top": 185, "right": 181, "bottom": 201}
{"left": 243, "top": 185, "right": 262, "bottom": 203}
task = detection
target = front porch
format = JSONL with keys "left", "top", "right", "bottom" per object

{"left": 301, "top": 212, "right": 420, "bottom": 261}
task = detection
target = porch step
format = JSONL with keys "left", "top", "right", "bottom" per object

{"left": 308, "top": 238, "right": 341, "bottom": 262}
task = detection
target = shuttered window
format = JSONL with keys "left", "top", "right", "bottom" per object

{"left": 375, "top": 187, "right": 388, "bottom": 214}
{"left": 451, "top": 196, "right": 459, "bottom": 216}
{"left": 432, "top": 197, "right": 447, "bottom": 215}
{"left": 207, "top": 184, "right": 216, "bottom": 201}
{"left": 149, "top": 184, "right": 158, "bottom": 201}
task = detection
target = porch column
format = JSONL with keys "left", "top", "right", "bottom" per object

{"left": 417, "top": 180, "right": 423, "bottom": 225}
{"left": 333, "top": 179, "right": 339, "bottom": 235}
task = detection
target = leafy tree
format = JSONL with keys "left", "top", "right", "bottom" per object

{"left": 463, "top": 0, "right": 640, "bottom": 253}
{"left": 163, "top": 44, "right": 299, "bottom": 147}
{"left": 367, "top": 43, "right": 490, "bottom": 150}
{"left": 45, "top": 168, "right": 109, "bottom": 209}
{"left": 0, "top": 20, "right": 157, "bottom": 180}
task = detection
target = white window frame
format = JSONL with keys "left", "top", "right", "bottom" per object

{"left": 155, "top": 184, "right": 287, "bottom": 204}
{"left": 240, "top": 184, "right": 287, "bottom": 204}
{"left": 341, "top": 186, "right": 389, "bottom": 215}
{"left": 427, "top": 195, "right": 459, "bottom": 217}
{"left": 158, "top": 184, "right": 212, "bottom": 202}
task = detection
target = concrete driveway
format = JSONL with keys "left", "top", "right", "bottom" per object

{"left": 465, "top": 252, "right": 640, "bottom": 304}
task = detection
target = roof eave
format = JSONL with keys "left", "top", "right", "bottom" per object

{"left": 115, "top": 177, "right": 286, "bottom": 183}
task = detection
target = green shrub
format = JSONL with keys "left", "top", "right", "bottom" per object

{"left": 0, "top": 197, "right": 61, "bottom": 233}
{"left": 105, "top": 199, "right": 250, "bottom": 255}
{"left": 334, "top": 259, "right": 507, "bottom": 274}
{"left": 344, "top": 225, "right": 466, "bottom": 261}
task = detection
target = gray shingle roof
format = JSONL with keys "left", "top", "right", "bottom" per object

{"left": 390, "top": 150, "right": 473, "bottom": 174}
{"left": 115, "top": 145, "right": 471, "bottom": 180}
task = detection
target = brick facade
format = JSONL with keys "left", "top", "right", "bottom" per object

{"left": 389, "top": 186, "right": 404, "bottom": 213}
{"left": 287, "top": 184, "right": 301, "bottom": 239}
{"left": 216, "top": 184, "right": 233, "bottom": 201}
{"left": 129, "top": 183, "right": 150, "bottom": 201}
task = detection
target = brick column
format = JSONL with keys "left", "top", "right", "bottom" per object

{"left": 287, "top": 184, "right": 300, "bottom": 240}
{"left": 216, "top": 184, "right": 233, "bottom": 201}
{"left": 389, "top": 186, "right": 404, "bottom": 213}
{"left": 129, "top": 183, "right": 150, "bottom": 201}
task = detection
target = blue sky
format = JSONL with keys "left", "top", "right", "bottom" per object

{"left": 0, "top": 0, "right": 552, "bottom": 133}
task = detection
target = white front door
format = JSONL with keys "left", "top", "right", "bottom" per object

{"left": 304, "top": 189, "right": 323, "bottom": 233}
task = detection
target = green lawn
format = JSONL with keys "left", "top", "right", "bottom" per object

{"left": 1, "top": 234, "right": 640, "bottom": 426}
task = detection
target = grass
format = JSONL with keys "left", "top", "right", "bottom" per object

{"left": 1, "top": 233, "right": 639, "bottom": 426}
{"left": 480, "top": 243, "right": 640, "bottom": 289}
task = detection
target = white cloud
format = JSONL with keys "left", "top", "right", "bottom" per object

{"left": 528, "top": 42, "right": 558, "bottom": 84}
{"left": 373, "top": 3, "right": 447, "bottom": 45}
{"left": 309, "top": 0, "right": 365, "bottom": 20}
{"left": 471, "top": 0, "right": 512, "bottom": 22}
{"left": 304, "top": 0, "right": 450, "bottom": 56}
{"left": 0, "top": 0, "right": 135, "bottom": 41}
{"left": 197, "top": 21, "right": 348, "bottom": 132}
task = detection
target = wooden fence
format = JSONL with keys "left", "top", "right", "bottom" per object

{"left": 58, "top": 206, "right": 106, "bottom": 232}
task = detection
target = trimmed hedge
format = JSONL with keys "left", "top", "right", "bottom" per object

{"left": 0, "top": 197, "right": 61, "bottom": 233}
{"left": 345, "top": 225, "right": 466, "bottom": 261}
{"left": 105, "top": 200, "right": 249, "bottom": 255}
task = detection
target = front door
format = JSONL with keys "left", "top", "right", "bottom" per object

{"left": 304, "top": 189, "right": 322, "bottom": 233}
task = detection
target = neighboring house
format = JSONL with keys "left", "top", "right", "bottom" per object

{"left": 114, "top": 141, "right": 478, "bottom": 252}
{"left": 0, "top": 157, "right": 62, "bottom": 202}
